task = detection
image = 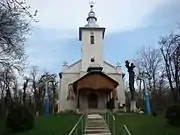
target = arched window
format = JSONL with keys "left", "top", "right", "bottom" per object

{"left": 90, "top": 35, "right": 94, "bottom": 44}
{"left": 90, "top": 32, "right": 94, "bottom": 44}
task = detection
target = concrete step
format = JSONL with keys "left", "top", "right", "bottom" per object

{"left": 87, "top": 119, "right": 104, "bottom": 121}
{"left": 86, "top": 127, "right": 108, "bottom": 129}
{"left": 88, "top": 114, "right": 103, "bottom": 117}
{"left": 87, "top": 115, "right": 103, "bottom": 119}
{"left": 82, "top": 133, "right": 111, "bottom": 135}
{"left": 87, "top": 121, "right": 105, "bottom": 123}
{"left": 87, "top": 120, "right": 105, "bottom": 122}
{"left": 86, "top": 124, "right": 107, "bottom": 127}
{"left": 86, "top": 122, "right": 106, "bottom": 125}
{"left": 87, "top": 119, "right": 104, "bottom": 122}
{"left": 85, "top": 129, "right": 110, "bottom": 134}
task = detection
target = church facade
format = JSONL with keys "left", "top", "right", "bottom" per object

{"left": 58, "top": 4, "right": 126, "bottom": 112}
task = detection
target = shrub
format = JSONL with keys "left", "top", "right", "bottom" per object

{"left": 165, "top": 104, "right": 180, "bottom": 126}
{"left": 6, "top": 104, "right": 34, "bottom": 132}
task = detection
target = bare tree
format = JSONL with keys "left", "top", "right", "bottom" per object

{"left": 22, "top": 77, "right": 29, "bottom": 104}
{"left": 134, "top": 46, "right": 163, "bottom": 111}
{"left": 0, "top": 0, "right": 37, "bottom": 117}
{"left": 0, "top": 0, "right": 37, "bottom": 72}
{"left": 134, "top": 46, "right": 162, "bottom": 91}
{"left": 29, "top": 66, "right": 40, "bottom": 114}
{"left": 12, "top": 79, "right": 19, "bottom": 103}
{"left": 0, "top": 69, "right": 17, "bottom": 116}
{"left": 159, "top": 31, "right": 180, "bottom": 103}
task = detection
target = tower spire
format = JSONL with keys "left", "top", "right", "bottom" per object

{"left": 85, "top": 0, "right": 98, "bottom": 27}
{"left": 89, "top": 0, "right": 94, "bottom": 10}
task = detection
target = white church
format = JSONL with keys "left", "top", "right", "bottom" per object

{"left": 58, "top": 3, "right": 126, "bottom": 112}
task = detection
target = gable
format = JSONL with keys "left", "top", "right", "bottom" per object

{"left": 62, "top": 60, "right": 81, "bottom": 73}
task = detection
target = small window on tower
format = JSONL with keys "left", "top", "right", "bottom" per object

{"left": 90, "top": 35, "right": 94, "bottom": 44}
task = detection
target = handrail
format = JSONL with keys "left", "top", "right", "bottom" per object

{"left": 122, "top": 124, "right": 131, "bottom": 135}
{"left": 109, "top": 110, "right": 116, "bottom": 135}
{"left": 109, "top": 110, "right": 115, "bottom": 120}
{"left": 104, "top": 109, "right": 116, "bottom": 135}
{"left": 68, "top": 114, "right": 84, "bottom": 135}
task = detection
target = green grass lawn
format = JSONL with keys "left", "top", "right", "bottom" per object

{"left": 0, "top": 113, "right": 80, "bottom": 135}
{"left": 0, "top": 119, "right": 5, "bottom": 134}
{"left": 114, "top": 114, "right": 180, "bottom": 135}
{"left": 1, "top": 113, "right": 180, "bottom": 135}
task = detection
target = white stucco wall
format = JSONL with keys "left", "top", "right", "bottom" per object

{"left": 103, "top": 62, "right": 117, "bottom": 73}
{"left": 81, "top": 29, "right": 104, "bottom": 72}
{"left": 59, "top": 73, "right": 80, "bottom": 111}
{"left": 103, "top": 61, "right": 125, "bottom": 105}
{"left": 107, "top": 73, "right": 126, "bottom": 105}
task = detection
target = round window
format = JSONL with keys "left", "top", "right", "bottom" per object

{"left": 90, "top": 58, "right": 95, "bottom": 62}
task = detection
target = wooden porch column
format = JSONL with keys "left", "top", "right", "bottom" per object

{"left": 76, "top": 89, "right": 79, "bottom": 108}
{"left": 107, "top": 91, "right": 109, "bottom": 101}
{"left": 110, "top": 91, "right": 112, "bottom": 99}
{"left": 78, "top": 90, "right": 80, "bottom": 109}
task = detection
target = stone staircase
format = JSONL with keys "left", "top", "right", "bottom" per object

{"left": 83, "top": 114, "right": 112, "bottom": 135}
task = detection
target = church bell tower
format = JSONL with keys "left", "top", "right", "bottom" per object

{"left": 79, "top": 2, "right": 105, "bottom": 72}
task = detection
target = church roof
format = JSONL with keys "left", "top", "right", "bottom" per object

{"left": 73, "top": 70, "right": 119, "bottom": 88}
{"left": 68, "top": 59, "right": 81, "bottom": 68}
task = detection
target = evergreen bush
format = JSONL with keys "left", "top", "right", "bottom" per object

{"left": 165, "top": 104, "right": 180, "bottom": 126}
{"left": 6, "top": 104, "right": 34, "bottom": 132}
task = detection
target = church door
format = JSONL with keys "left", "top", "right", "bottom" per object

{"left": 88, "top": 93, "right": 98, "bottom": 109}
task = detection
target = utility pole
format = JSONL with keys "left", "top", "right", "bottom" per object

{"left": 137, "top": 72, "right": 151, "bottom": 114}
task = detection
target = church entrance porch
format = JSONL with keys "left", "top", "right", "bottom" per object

{"left": 77, "top": 89, "right": 111, "bottom": 111}
{"left": 72, "top": 69, "right": 119, "bottom": 112}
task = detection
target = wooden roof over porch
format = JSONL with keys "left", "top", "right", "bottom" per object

{"left": 73, "top": 71, "right": 119, "bottom": 90}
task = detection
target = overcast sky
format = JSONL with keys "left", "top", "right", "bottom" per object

{"left": 25, "top": 0, "right": 180, "bottom": 74}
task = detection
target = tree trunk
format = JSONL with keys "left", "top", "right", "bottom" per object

{"left": 130, "top": 90, "right": 137, "bottom": 112}
{"left": 172, "top": 89, "right": 178, "bottom": 104}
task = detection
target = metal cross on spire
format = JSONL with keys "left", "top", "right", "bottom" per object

{"left": 89, "top": 0, "right": 95, "bottom": 9}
